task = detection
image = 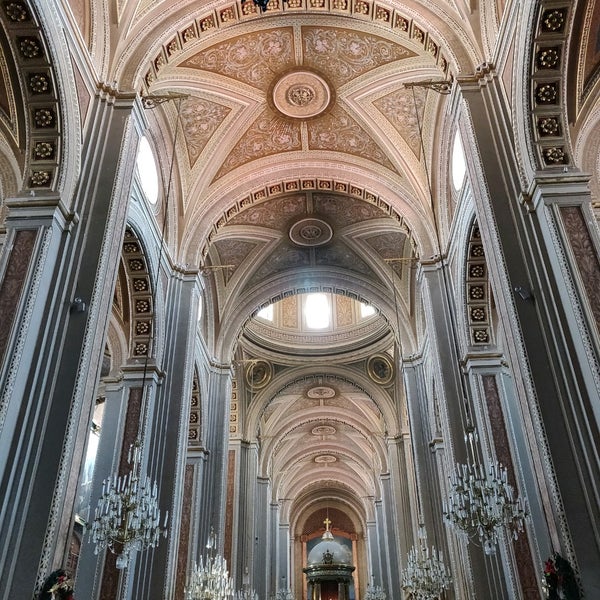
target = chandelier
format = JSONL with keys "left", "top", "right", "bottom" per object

{"left": 235, "top": 589, "right": 258, "bottom": 600}
{"left": 401, "top": 525, "right": 452, "bottom": 600}
{"left": 442, "top": 428, "right": 528, "bottom": 555}
{"left": 89, "top": 441, "right": 168, "bottom": 569}
{"left": 186, "top": 553, "right": 234, "bottom": 600}
{"left": 365, "top": 577, "right": 387, "bottom": 600}
{"left": 270, "top": 590, "right": 293, "bottom": 600}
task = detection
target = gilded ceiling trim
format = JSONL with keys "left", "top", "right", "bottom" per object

{"left": 201, "top": 177, "right": 413, "bottom": 261}
{"left": 1, "top": 1, "right": 61, "bottom": 190}
{"left": 142, "top": 0, "right": 449, "bottom": 90}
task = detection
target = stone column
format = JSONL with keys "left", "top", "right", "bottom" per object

{"left": 402, "top": 359, "right": 449, "bottom": 569}
{"left": 460, "top": 68, "right": 600, "bottom": 596}
{"left": 378, "top": 474, "right": 401, "bottom": 595}
{"left": 192, "top": 363, "right": 234, "bottom": 554}
{"left": 130, "top": 267, "right": 198, "bottom": 599}
{"left": 231, "top": 440, "right": 259, "bottom": 587}
{"left": 466, "top": 357, "right": 540, "bottom": 599}
{"left": 0, "top": 87, "right": 137, "bottom": 599}
{"left": 420, "top": 261, "right": 502, "bottom": 598}
{"left": 75, "top": 370, "right": 156, "bottom": 600}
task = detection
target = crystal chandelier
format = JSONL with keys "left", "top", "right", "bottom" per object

{"left": 442, "top": 428, "right": 528, "bottom": 555}
{"left": 235, "top": 589, "right": 258, "bottom": 600}
{"left": 365, "top": 577, "right": 387, "bottom": 600}
{"left": 89, "top": 441, "right": 168, "bottom": 569}
{"left": 401, "top": 525, "right": 452, "bottom": 600}
{"left": 186, "top": 529, "right": 234, "bottom": 600}
{"left": 186, "top": 553, "right": 234, "bottom": 600}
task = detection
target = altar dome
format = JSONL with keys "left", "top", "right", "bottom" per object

{"left": 307, "top": 537, "right": 353, "bottom": 566}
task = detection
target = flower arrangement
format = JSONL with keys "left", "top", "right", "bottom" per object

{"left": 542, "top": 553, "right": 580, "bottom": 600}
{"left": 40, "top": 569, "right": 75, "bottom": 600}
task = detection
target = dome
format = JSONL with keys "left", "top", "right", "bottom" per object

{"left": 307, "top": 537, "right": 353, "bottom": 566}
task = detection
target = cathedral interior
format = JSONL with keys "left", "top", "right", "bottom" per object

{"left": 0, "top": 0, "right": 600, "bottom": 599}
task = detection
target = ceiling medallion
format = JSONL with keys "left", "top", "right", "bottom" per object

{"left": 367, "top": 354, "right": 395, "bottom": 385}
{"left": 289, "top": 217, "right": 333, "bottom": 247}
{"left": 245, "top": 360, "right": 272, "bottom": 389}
{"left": 311, "top": 425, "right": 337, "bottom": 436}
{"left": 314, "top": 454, "right": 337, "bottom": 464}
{"left": 271, "top": 69, "right": 333, "bottom": 120}
{"left": 307, "top": 386, "right": 336, "bottom": 399}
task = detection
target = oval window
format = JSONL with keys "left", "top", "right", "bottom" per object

{"left": 136, "top": 136, "right": 159, "bottom": 204}
{"left": 451, "top": 131, "right": 466, "bottom": 191}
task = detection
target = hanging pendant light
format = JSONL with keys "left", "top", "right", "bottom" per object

{"left": 401, "top": 525, "right": 451, "bottom": 599}
{"left": 88, "top": 440, "right": 168, "bottom": 569}
{"left": 442, "top": 427, "right": 528, "bottom": 554}
{"left": 186, "top": 529, "right": 235, "bottom": 600}
{"left": 365, "top": 576, "right": 387, "bottom": 600}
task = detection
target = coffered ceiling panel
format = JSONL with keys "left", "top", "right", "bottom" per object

{"left": 312, "top": 193, "right": 389, "bottom": 227}
{"left": 226, "top": 193, "right": 307, "bottom": 228}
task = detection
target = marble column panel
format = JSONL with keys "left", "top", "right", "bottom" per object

{"left": 482, "top": 374, "right": 539, "bottom": 599}
{"left": 0, "top": 229, "right": 36, "bottom": 366}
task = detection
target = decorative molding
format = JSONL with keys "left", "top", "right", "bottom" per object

{"left": 201, "top": 178, "right": 412, "bottom": 261}
{"left": 142, "top": 2, "right": 449, "bottom": 90}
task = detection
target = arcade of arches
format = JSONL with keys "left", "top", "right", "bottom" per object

{"left": 1, "top": 1, "right": 600, "bottom": 598}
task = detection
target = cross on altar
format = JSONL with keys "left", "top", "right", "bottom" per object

{"left": 323, "top": 517, "right": 331, "bottom": 531}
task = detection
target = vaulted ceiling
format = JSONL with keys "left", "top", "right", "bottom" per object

{"left": 63, "top": 0, "right": 491, "bottom": 530}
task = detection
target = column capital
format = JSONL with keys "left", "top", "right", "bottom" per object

{"left": 5, "top": 192, "right": 77, "bottom": 231}
{"left": 121, "top": 362, "right": 164, "bottom": 385}
{"left": 526, "top": 171, "right": 592, "bottom": 211}
{"left": 455, "top": 62, "right": 497, "bottom": 90}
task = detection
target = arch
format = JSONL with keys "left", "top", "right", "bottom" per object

{"left": 182, "top": 169, "right": 437, "bottom": 268}
{"left": 463, "top": 219, "right": 495, "bottom": 347}
{"left": 118, "top": 226, "right": 157, "bottom": 359}
{"left": 513, "top": 1, "right": 574, "bottom": 178}
{"left": 112, "top": 0, "right": 480, "bottom": 90}
{"left": 216, "top": 272, "right": 417, "bottom": 361}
